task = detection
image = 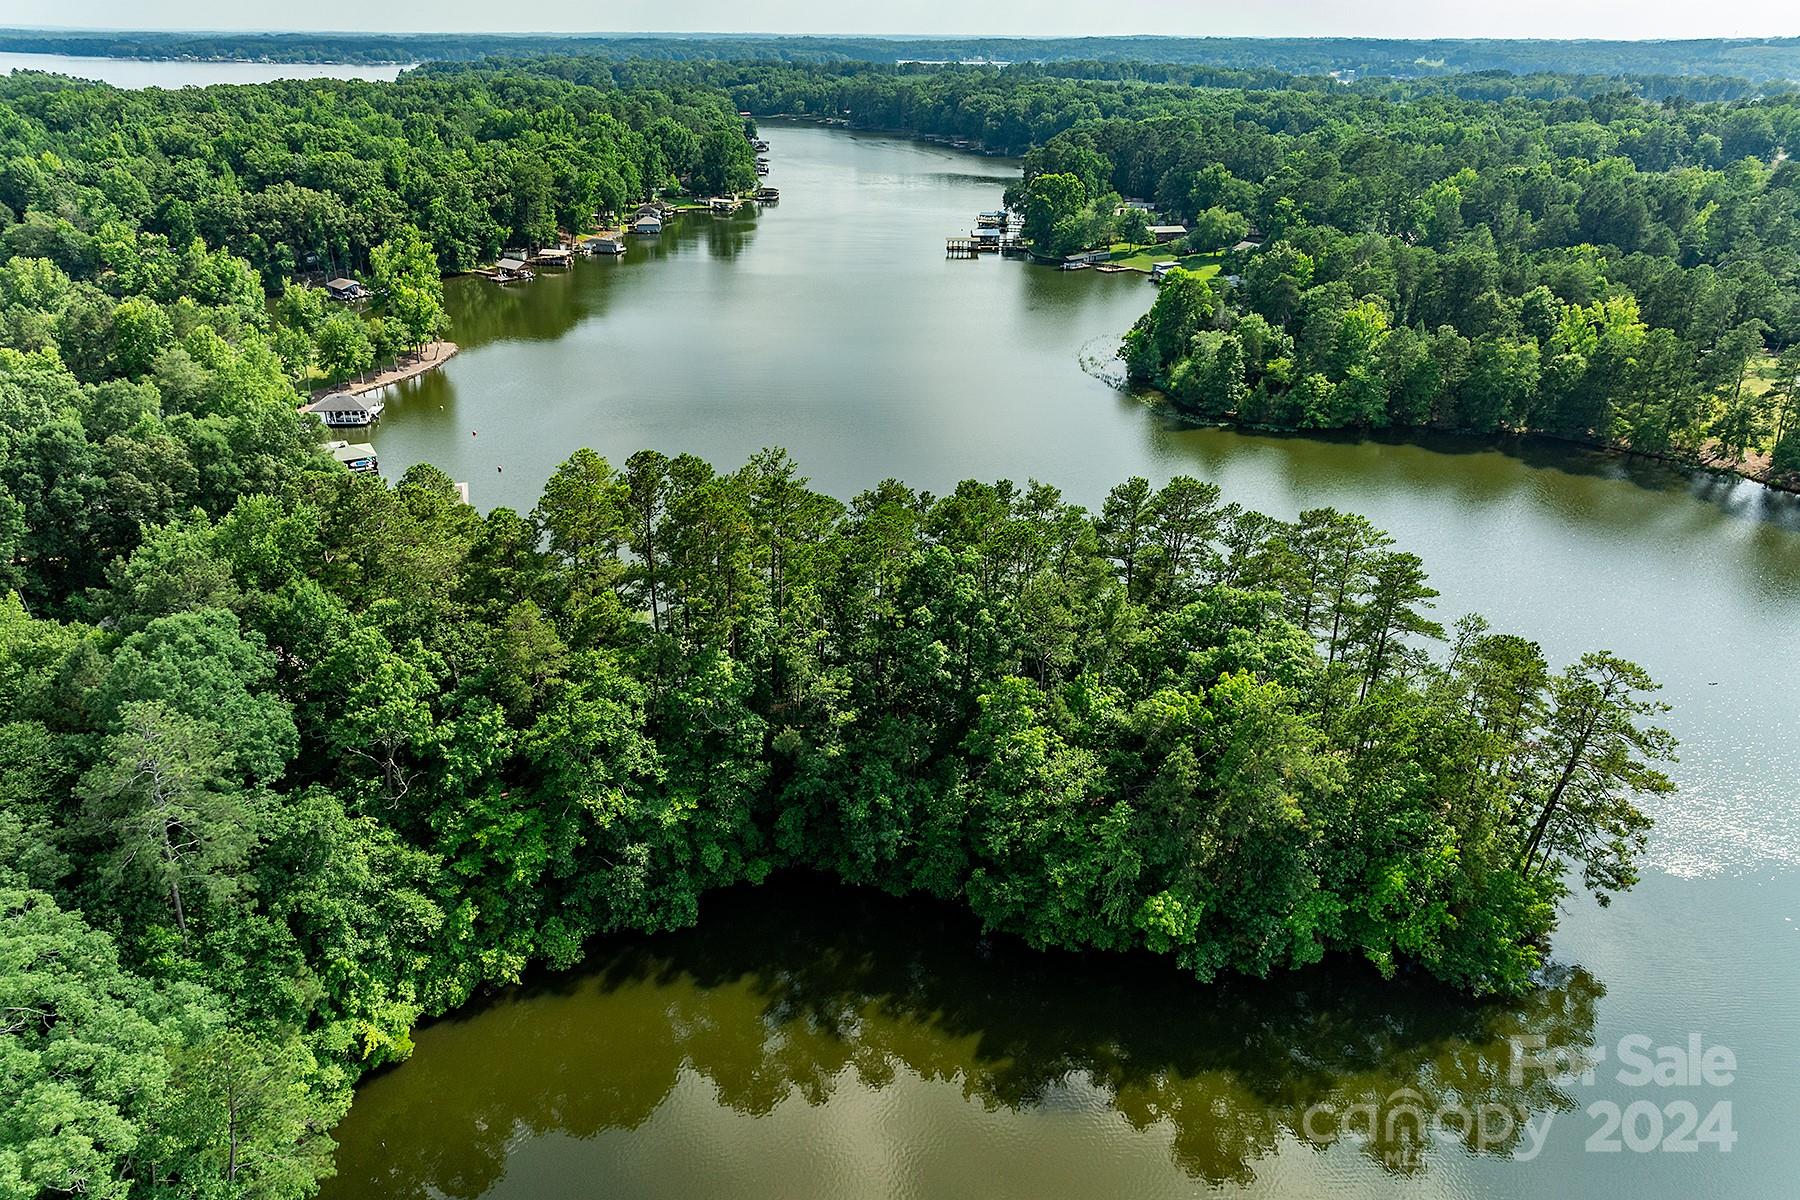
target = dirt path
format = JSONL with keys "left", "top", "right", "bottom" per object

{"left": 313, "top": 342, "right": 459, "bottom": 398}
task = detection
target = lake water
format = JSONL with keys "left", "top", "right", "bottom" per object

{"left": 332, "top": 121, "right": 1800, "bottom": 1198}
{"left": 0, "top": 51, "right": 407, "bottom": 87}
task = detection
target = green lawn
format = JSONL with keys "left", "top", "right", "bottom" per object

{"left": 1105, "top": 243, "right": 1224, "bottom": 276}
{"left": 1743, "top": 352, "right": 1781, "bottom": 400}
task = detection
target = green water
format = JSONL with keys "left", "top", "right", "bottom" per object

{"left": 331, "top": 122, "right": 1800, "bottom": 1198}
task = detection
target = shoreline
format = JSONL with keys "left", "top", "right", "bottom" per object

{"left": 314, "top": 341, "right": 458, "bottom": 398}
{"left": 1145, "top": 394, "right": 1800, "bottom": 496}
{"left": 757, "top": 112, "right": 1022, "bottom": 159}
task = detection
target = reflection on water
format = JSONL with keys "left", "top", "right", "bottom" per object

{"left": 324, "top": 878, "right": 1599, "bottom": 1200}
{"left": 342, "top": 122, "right": 1800, "bottom": 1200}
{"left": 438, "top": 211, "right": 764, "bottom": 350}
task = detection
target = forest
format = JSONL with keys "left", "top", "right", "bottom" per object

{"left": 0, "top": 56, "right": 1684, "bottom": 1200}
{"left": 0, "top": 70, "right": 756, "bottom": 284}
{"left": 6, "top": 29, "right": 1800, "bottom": 80}
{"left": 586, "top": 59, "right": 1800, "bottom": 478}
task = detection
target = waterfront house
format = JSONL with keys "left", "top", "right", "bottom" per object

{"left": 589, "top": 236, "right": 626, "bottom": 255}
{"left": 327, "top": 441, "right": 379, "bottom": 474}
{"left": 1150, "top": 261, "right": 1179, "bottom": 283}
{"left": 631, "top": 215, "right": 664, "bottom": 235}
{"left": 304, "top": 392, "right": 383, "bottom": 428}
{"left": 324, "top": 277, "right": 369, "bottom": 302}
{"left": 1148, "top": 225, "right": 1189, "bottom": 244}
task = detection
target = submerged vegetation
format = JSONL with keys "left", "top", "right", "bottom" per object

{"left": 0, "top": 49, "right": 1701, "bottom": 1200}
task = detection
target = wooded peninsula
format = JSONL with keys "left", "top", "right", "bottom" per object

{"left": 0, "top": 45, "right": 1729, "bottom": 1200}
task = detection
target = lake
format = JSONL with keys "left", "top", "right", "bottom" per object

{"left": 0, "top": 51, "right": 407, "bottom": 87}
{"left": 329, "top": 122, "right": 1800, "bottom": 1197}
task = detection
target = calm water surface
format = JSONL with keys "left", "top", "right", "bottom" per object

{"left": 334, "top": 122, "right": 1800, "bottom": 1198}
{"left": 0, "top": 51, "right": 406, "bottom": 87}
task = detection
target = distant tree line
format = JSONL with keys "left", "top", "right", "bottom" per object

{"left": 6, "top": 28, "right": 1800, "bottom": 81}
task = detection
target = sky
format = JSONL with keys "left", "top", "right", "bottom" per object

{"left": 4, "top": 1, "right": 1798, "bottom": 41}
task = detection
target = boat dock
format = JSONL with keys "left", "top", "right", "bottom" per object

{"left": 947, "top": 208, "right": 1023, "bottom": 258}
{"left": 947, "top": 233, "right": 1023, "bottom": 258}
{"left": 326, "top": 440, "right": 380, "bottom": 475}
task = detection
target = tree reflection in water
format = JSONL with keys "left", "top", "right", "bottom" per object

{"left": 325, "top": 875, "right": 1599, "bottom": 1199}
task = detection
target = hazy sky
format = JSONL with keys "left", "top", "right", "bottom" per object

{"left": 6, "top": 2, "right": 1798, "bottom": 40}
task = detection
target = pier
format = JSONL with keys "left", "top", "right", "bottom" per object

{"left": 948, "top": 207, "right": 1023, "bottom": 258}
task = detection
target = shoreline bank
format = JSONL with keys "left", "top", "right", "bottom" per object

{"left": 314, "top": 341, "right": 458, "bottom": 398}
{"left": 1143, "top": 393, "right": 1800, "bottom": 496}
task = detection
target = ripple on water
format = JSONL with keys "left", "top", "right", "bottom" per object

{"left": 1642, "top": 771, "right": 1800, "bottom": 879}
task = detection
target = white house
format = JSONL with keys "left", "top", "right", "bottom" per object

{"left": 304, "top": 392, "right": 383, "bottom": 428}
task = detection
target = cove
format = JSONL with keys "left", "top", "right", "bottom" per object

{"left": 338, "top": 122, "right": 1800, "bottom": 1197}
{"left": 323, "top": 876, "right": 1601, "bottom": 1199}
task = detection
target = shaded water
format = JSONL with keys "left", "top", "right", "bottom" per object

{"left": 327, "top": 877, "right": 1607, "bottom": 1199}
{"left": 334, "top": 122, "right": 1800, "bottom": 1197}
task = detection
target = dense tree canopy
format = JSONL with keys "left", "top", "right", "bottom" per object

{"left": 0, "top": 57, "right": 1684, "bottom": 1200}
{"left": 0, "top": 433, "right": 1676, "bottom": 1196}
{"left": 0, "top": 69, "right": 754, "bottom": 282}
{"left": 604, "top": 59, "right": 1800, "bottom": 476}
{"left": 8, "top": 28, "right": 1800, "bottom": 83}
